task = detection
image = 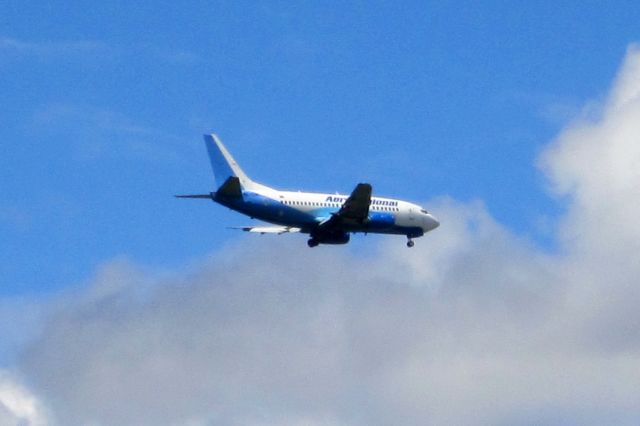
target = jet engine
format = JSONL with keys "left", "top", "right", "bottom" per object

{"left": 308, "top": 230, "right": 350, "bottom": 247}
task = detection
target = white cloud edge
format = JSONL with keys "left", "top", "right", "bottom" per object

{"left": 0, "top": 370, "right": 50, "bottom": 425}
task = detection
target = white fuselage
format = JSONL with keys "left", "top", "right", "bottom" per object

{"left": 220, "top": 184, "right": 439, "bottom": 237}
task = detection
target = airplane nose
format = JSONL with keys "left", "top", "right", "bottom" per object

{"left": 424, "top": 213, "right": 440, "bottom": 232}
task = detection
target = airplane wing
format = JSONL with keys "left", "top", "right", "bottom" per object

{"left": 338, "top": 183, "right": 372, "bottom": 221}
{"left": 230, "top": 226, "right": 301, "bottom": 235}
{"left": 318, "top": 183, "right": 372, "bottom": 230}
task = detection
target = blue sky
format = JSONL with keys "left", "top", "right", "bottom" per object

{"left": 3, "top": 2, "right": 640, "bottom": 424}
{"left": 0, "top": 2, "right": 640, "bottom": 294}
{"left": 3, "top": 1, "right": 638, "bottom": 295}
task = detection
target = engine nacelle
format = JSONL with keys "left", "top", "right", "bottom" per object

{"left": 316, "top": 230, "right": 350, "bottom": 245}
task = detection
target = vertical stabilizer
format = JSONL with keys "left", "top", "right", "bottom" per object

{"left": 204, "top": 134, "right": 255, "bottom": 190}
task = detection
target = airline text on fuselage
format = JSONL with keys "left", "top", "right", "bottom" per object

{"left": 324, "top": 196, "right": 398, "bottom": 207}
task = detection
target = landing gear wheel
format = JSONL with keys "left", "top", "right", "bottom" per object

{"left": 406, "top": 239, "right": 415, "bottom": 248}
{"left": 307, "top": 238, "right": 320, "bottom": 248}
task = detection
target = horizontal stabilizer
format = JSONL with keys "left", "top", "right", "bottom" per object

{"left": 175, "top": 194, "right": 212, "bottom": 199}
{"left": 230, "top": 226, "right": 301, "bottom": 235}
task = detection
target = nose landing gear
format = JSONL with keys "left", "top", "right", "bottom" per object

{"left": 406, "top": 237, "right": 415, "bottom": 248}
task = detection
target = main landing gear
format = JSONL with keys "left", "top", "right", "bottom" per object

{"left": 307, "top": 238, "right": 320, "bottom": 248}
{"left": 406, "top": 237, "right": 415, "bottom": 248}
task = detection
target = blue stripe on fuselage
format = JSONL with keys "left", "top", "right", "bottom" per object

{"left": 215, "top": 191, "right": 319, "bottom": 227}
{"left": 214, "top": 191, "right": 424, "bottom": 237}
{"left": 366, "top": 212, "right": 395, "bottom": 229}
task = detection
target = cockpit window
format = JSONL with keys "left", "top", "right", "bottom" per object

{"left": 420, "top": 209, "right": 429, "bottom": 214}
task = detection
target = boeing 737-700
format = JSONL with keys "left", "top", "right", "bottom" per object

{"left": 177, "top": 134, "right": 439, "bottom": 247}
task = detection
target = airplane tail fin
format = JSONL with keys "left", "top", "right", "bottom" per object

{"left": 204, "top": 134, "right": 256, "bottom": 191}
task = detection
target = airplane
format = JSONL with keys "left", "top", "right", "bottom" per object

{"left": 177, "top": 134, "right": 439, "bottom": 247}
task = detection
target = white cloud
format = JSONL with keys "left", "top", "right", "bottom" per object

{"left": 539, "top": 44, "right": 640, "bottom": 259}
{"left": 10, "top": 46, "right": 640, "bottom": 425}
{"left": 0, "top": 370, "right": 49, "bottom": 426}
